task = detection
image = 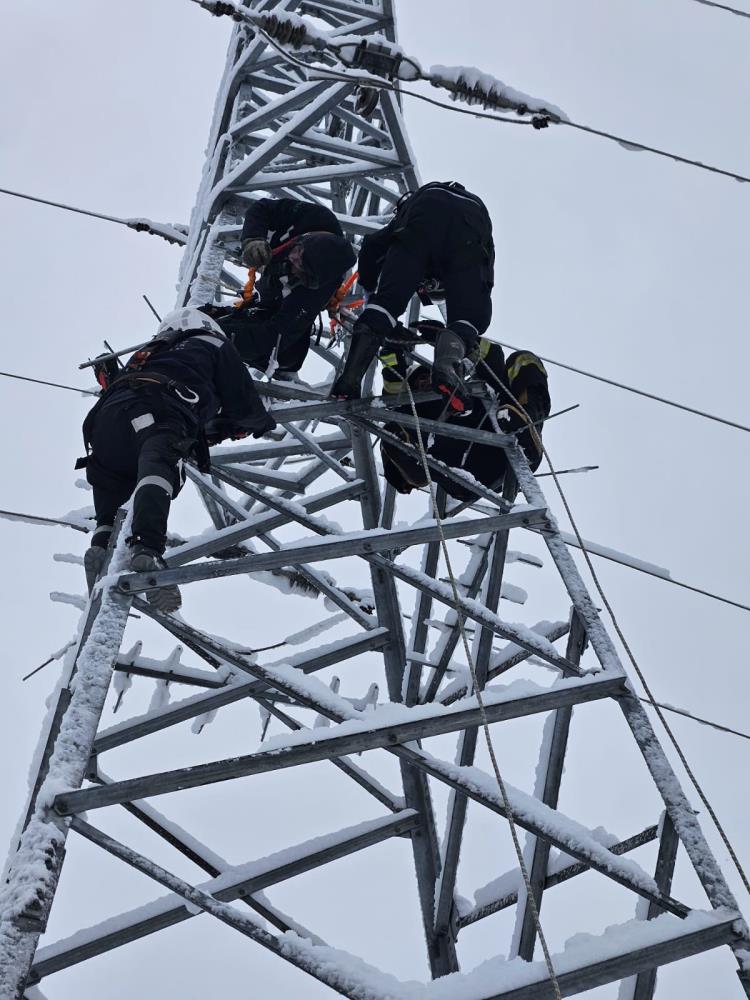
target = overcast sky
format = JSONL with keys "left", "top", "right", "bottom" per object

{"left": 1, "top": 1, "right": 749, "bottom": 998}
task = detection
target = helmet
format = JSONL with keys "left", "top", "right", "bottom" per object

{"left": 156, "top": 307, "right": 226, "bottom": 339}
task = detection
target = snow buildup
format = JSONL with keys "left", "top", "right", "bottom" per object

{"left": 148, "top": 679, "right": 171, "bottom": 714}
{"left": 0, "top": 525, "right": 132, "bottom": 984}
{"left": 419, "top": 751, "right": 657, "bottom": 895}
{"left": 112, "top": 670, "right": 133, "bottom": 713}
{"left": 284, "top": 612, "right": 349, "bottom": 646}
{"left": 50, "top": 591, "right": 87, "bottom": 612}
{"left": 53, "top": 552, "right": 84, "bottom": 566}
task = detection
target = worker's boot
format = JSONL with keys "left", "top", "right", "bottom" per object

{"left": 129, "top": 545, "right": 182, "bottom": 614}
{"left": 432, "top": 328, "right": 473, "bottom": 415}
{"left": 330, "top": 323, "right": 382, "bottom": 400}
{"left": 84, "top": 546, "right": 107, "bottom": 595}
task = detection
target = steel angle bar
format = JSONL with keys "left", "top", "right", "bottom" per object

{"left": 376, "top": 557, "right": 579, "bottom": 676}
{"left": 89, "top": 769, "right": 298, "bottom": 936}
{"left": 420, "top": 536, "right": 493, "bottom": 705}
{"left": 33, "top": 811, "right": 415, "bottom": 981}
{"left": 211, "top": 464, "right": 306, "bottom": 492}
{"left": 252, "top": 534, "right": 377, "bottom": 628}
{"left": 398, "top": 747, "right": 691, "bottom": 919}
{"left": 438, "top": 621, "right": 571, "bottom": 706}
{"left": 281, "top": 421, "right": 354, "bottom": 481}
{"left": 217, "top": 83, "right": 354, "bottom": 196}
{"left": 434, "top": 473, "right": 518, "bottom": 938}
{"left": 93, "top": 628, "right": 390, "bottom": 754}
{"left": 457, "top": 826, "right": 659, "bottom": 930}
{"left": 404, "top": 488, "right": 446, "bottom": 707}
{"left": 516, "top": 610, "right": 588, "bottom": 961}
{"left": 167, "top": 478, "right": 364, "bottom": 566}
{"left": 230, "top": 79, "right": 335, "bottom": 137}
{"left": 55, "top": 675, "right": 623, "bottom": 815}
{"left": 464, "top": 917, "right": 742, "bottom": 1000}
{"left": 113, "top": 661, "right": 227, "bottom": 689}
{"left": 183, "top": 469, "right": 568, "bottom": 678}
{"left": 0, "top": 515, "right": 132, "bottom": 998}
{"left": 209, "top": 432, "right": 351, "bottom": 465}
{"left": 354, "top": 416, "right": 515, "bottom": 513}
{"left": 504, "top": 444, "right": 750, "bottom": 945}
{"left": 348, "top": 419, "right": 456, "bottom": 977}
{"left": 256, "top": 699, "right": 404, "bottom": 813}
{"left": 359, "top": 406, "right": 515, "bottom": 449}
{"left": 119, "top": 510, "right": 546, "bottom": 592}
{"left": 630, "top": 814, "right": 680, "bottom": 1000}
{"left": 65, "top": 818, "right": 397, "bottom": 1000}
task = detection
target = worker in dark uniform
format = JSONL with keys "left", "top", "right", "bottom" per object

{"left": 79, "top": 307, "right": 276, "bottom": 612}
{"left": 379, "top": 338, "right": 550, "bottom": 502}
{"left": 331, "top": 182, "right": 494, "bottom": 413}
{"left": 210, "top": 197, "right": 355, "bottom": 379}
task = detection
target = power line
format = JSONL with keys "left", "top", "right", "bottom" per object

{"left": 0, "top": 370, "right": 96, "bottom": 396}
{"left": 492, "top": 340, "right": 750, "bottom": 434}
{"left": 0, "top": 185, "right": 128, "bottom": 226}
{"left": 641, "top": 697, "right": 750, "bottom": 742}
{"left": 0, "top": 186, "right": 186, "bottom": 245}
{"left": 560, "top": 119, "right": 750, "bottom": 185}
{"left": 692, "top": 0, "right": 750, "bottom": 18}
{"left": 205, "top": 3, "right": 750, "bottom": 188}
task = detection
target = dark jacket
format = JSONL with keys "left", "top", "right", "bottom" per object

{"left": 241, "top": 197, "right": 344, "bottom": 249}
{"left": 358, "top": 182, "right": 494, "bottom": 293}
{"left": 110, "top": 331, "right": 268, "bottom": 428}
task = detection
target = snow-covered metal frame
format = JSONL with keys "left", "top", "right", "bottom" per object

{"left": 1, "top": 2, "right": 749, "bottom": 999}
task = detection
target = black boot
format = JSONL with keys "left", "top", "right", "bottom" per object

{"left": 331, "top": 324, "right": 382, "bottom": 400}
{"left": 432, "top": 328, "right": 473, "bottom": 415}
{"left": 129, "top": 545, "right": 182, "bottom": 614}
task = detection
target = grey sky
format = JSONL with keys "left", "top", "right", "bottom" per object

{"left": 1, "top": 1, "right": 749, "bottom": 997}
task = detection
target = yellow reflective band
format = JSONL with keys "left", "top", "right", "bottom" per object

{"left": 382, "top": 379, "right": 403, "bottom": 394}
{"left": 507, "top": 352, "right": 547, "bottom": 384}
{"left": 380, "top": 352, "right": 398, "bottom": 367}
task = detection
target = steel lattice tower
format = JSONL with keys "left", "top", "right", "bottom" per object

{"left": 0, "top": 2, "right": 748, "bottom": 998}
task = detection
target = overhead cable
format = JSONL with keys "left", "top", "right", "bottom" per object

{"left": 195, "top": 0, "right": 750, "bottom": 187}
{"left": 493, "top": 341, "right": 750, "bottom": 434}
{"left": 0, "top": 186, "right": 187, "bottom": 245}
{"left": 692, "top": 0, "right": 750, "bottom": 17}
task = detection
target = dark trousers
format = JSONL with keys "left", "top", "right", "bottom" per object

{"left": 228, "top": 276, "right": 340, "bottom": 372}
{"left": 381, "top": 386, "right": 549, "bottom": 501}
{"left": 367, "top": 189, "right": 493, "bottom": 349}
{"left": 85, "top": 389, "right": 195, "bottom": 553}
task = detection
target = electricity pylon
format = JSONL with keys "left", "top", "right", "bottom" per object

{"left": 1, "top": 2, "right": 748, "bottom": 998}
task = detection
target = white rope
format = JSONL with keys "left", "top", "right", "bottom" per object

{"left": 402, "top": 378, "right": 562, "bottom": 999}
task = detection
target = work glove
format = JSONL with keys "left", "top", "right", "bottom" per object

{"left": 241, "top": 238, "right": 272, "bottom": 268}
{"left": 412, "top": 319, "right": 445, "bottom": 344}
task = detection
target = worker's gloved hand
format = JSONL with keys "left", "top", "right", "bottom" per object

{"left": 241, "top": 238, "right": 272, "bottom": 268}
{"left": 247, "top": 410, "right": 277, "bottom": 439}
{"left": 413, "top": 320, "right": 445, "bottom": 344}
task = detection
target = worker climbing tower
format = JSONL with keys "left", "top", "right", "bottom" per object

{"left": 0, "top": 2, "right": 748, "bottom": 998}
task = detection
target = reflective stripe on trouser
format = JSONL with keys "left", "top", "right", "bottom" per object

{"left": 130, "top": 430, "right": 184, "bottom": 554}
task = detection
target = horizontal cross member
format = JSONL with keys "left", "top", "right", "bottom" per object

{"left": 456, "top": 825, "right": 660, "bottom": 929}
{"left": 472, "top": 916, "right": 742, "bottom": 1000}
{"left": 118, "top": 509, "right": 547, "bottom": 592}
{"left": 32, "top": 810, "right": 417, "bottom": 980}
{"left": 54, "top": 675, "right": 623, "bottom": 815}
{"left": 94, "top": 628, "right": 391, "bottom": 754}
